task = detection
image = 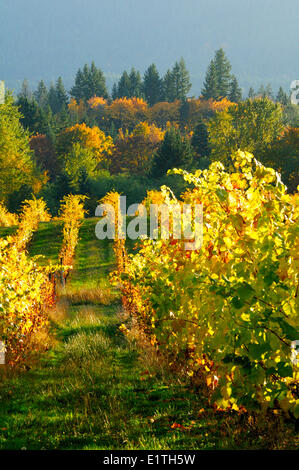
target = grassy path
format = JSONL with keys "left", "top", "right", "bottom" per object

{"left": 0, "top": 220, "right": 296, "bottom": 450}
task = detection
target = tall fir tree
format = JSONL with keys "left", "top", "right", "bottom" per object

{"left": 248, "top": 87, "right": 255, "bottom": 99}
{"left": 202, "top": 48, "right": 233, "bottom": 100}
{"left": 87, "top": 61, "right": 108, "bottom": 99}
{"left": 55, "top": 77, "right": 69, "bottom": 112}
{"left": 34, "top": 80, "right": 49, "bottom": 109}
{"left": 128, "top": 68, "right": 143, "bottom": 97}
{"left": 19, "top": 79, "right": 32, "bottom": 100}
{"left": 162, "top": 69, "right": 177, "bottom": 102}
{"left": 111, "top": 83, "right": 118, "bottom": 101}
{"left": 172, "top": 58, "right": 192, "bottom": 101}
{"left": 48, "top": 82, "right": 59, "bottom": 114}
{"left": 214, "top": 48, "right": 232, "bottom": 98}
{"left": 264, "top": 83, "right": 274, "bottom": 100}
{"left": 201, "top": 60, "right": 219, "bottom": 99}
{"left": 276, "top": 86, "right": 288, "bottom": 105}
{"left": 16, "top": 96, "right": 49, "bottom": 134}
{"left": 116, "top": 70, "right": 131, "bottom": 98}
{"left": 70, "top": 68, "right": 86, "bottom": 101}
{"left": 143, "top": 63, "right": 162, "bottom": 106}
{"left": 70, "top": 62, "right": 108, "bottom": 101}
{"left": 257, "top": 84, "right": 265, "bottom": 97}
{"left": 162, "top": 59, "right": 191, "bottom": 102}
{"left": 229, "top": 75, "right": 242, "bottom": 102}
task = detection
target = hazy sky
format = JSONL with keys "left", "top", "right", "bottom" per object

{"left": 1, "top": 0, "right": 298, "bottom": 94}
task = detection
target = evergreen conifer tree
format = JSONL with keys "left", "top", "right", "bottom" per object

{"left": 143, "top": 63, "right": 162, "bottom": 105}
{"left": 276, "top": 86, "right": 288, "bottom": 105}
{"left": 229, "top": 75, "right": 242, "bottom": 102}
{"left": 201, "top": 60, "right": 219, "bottom": 99}
{"left": 151, "top": 126, "right": 194, "bottom": 177}
{"left": 128, "top": 68, "right": 143, "bottom": 97}
{"left": 191, "top": 117, "right": 210, "bottom": 157}
{"left": 34, "top": 80, "right": 49, "bottom": 109}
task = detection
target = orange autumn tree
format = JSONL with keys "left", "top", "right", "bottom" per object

{"left": 87, "top": 96, "right": 107, "bottom": 124}
{"left": 68, "top": 98, "right": 87, "bottom": 121}
{"left": 57, "top": 123, "right": 114, "bottom": 185}
{"left": 106, "top": 97, "right": 148, "bottom": 130}
{"left": 110, "top": 121, "right": 164, "bottom": 175}
{"left": 87, "top": 96, "right": 107, "bottom": 109}
{"left": 148, "top": 101, "right": 180, "bottom": 128}
{"left": 210, "top": 97, "right": 237, "bottom": 112}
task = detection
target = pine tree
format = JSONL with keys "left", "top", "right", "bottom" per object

{"left": 202, "top": 49, "right": 233, "bottom": 100}
{"left": 229, "top": 75, "right": 242, "bottom": 102}
{"left": 162, "top": 59, "right": 191, "bottom": 102}
{"left": 116, "top": 70, "right": 131, "bottom": 98}
{"left": 48, "top": 82, "right": 59, "bottom": 114}
{"left": 191, "top": 117, "right": 210, "bottom": 157}
{"left": 55, "top": 77, "right": 69, "bottom": 112}
{"left": 111, "top": 83, "right": 118, "bottom": 101}
{"left": 16, "top": 96, "right": 46, "bottom": 133}
{"left": 19, "top": 79, "right": 32, "bottom": 100}
{"left": 151, "top": 126, "right": 194, "bottom": 177}
{"left": 70, "top": 63, "right": 108, "bottom": 101}
{"left": 56, "top": 104, "right": 71, "bottom": 131}
{"left": 34, "top": 80, "right": 49, "bottom": 109}
{"left": 88, "top": 61, "right": 108, "bottom": 99}
{"left": 257, "top": 85, "right": 265, "bottom": 97}
{"left": 172, "top": 58, "right": 192, "bottom": 101}
{"left": 276, "top": 86, "right": 288, "bottom": 105}
{"left": 70, "top": 68, "right": 86, "bottom": 102}
{"left": 162, "top": 69, "right": 176, "bottom": 102}
{"left": 143, "top": 63, "right": 162, "bottom": 106}
{"left": 214, "top": 48, "right": 232, "bottom": 98}
{"left": 248, "top": 87, "right": 255, "bottom": 99}
{"left": 201, "top": 60, "right": 218, "bottom": 99}
{"left": 129, "top": 68, "right": 143, "bottom": 97}
{"left": 264, "top": 83, "right": 274, "bottom": 100}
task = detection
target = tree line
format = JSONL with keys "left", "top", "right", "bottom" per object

{"left": 19, "top": 48, "right": 291, "bottom": 111}
{"left": 1, "top": 48, "right": 298, "bottom": 216}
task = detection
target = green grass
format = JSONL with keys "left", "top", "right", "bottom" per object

{"left": 28, "top": 220, "right": 63, "bottom": 264}
{"left": 0, "top": 219, "right": 297, "bottom": 450}
{"left": 0, "top": 225, "right": 18, "bottom": 239}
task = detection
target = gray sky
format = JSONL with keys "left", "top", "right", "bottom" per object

{"left": 1, "top": 0, "right": 298, "bottom": 94}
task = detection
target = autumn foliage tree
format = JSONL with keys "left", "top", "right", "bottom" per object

{"left": 56, "top": 123, "right": 114, "bottom": 184}
{"left": 30, "top": 134, "right": 59, "bottom": 179}
{"left": 148, "top": 101, "right": 180, "bottom": 129}
{"left": 110, "top": 122, "right": 164, "bottom": 175}
{"left": 208, "top": 97, "right": 284, "bottom": 163}
{"left": 0, "top": 95, "right": 43, "bottom": 202}
{"left": 261, "top": 127, "right": 299, "bottom": 192}
{"left": 106, "top": 97, "right": 148, "bottom": 130}
{"left": 68, "top": 98, "right": 87, "bottom": 122}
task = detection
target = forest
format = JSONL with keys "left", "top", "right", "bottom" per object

{"left": 0, "top": 48, "right": 298, "bottom": 451}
